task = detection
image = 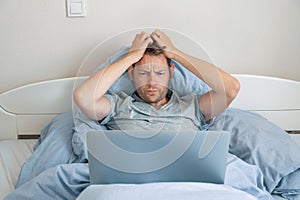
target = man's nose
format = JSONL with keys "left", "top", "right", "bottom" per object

{"left": 148, "top": 72, "right": 157, "bottom": 83}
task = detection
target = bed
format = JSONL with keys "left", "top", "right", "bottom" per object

{"left": 1, "top": 29, "right": 300, "bottom": 200}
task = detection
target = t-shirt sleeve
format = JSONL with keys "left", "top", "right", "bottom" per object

{"left": 99, "top": 92, "right": 130, "bottom": 126}
{"left": 99, "top": 93, "right": 118, "bottom": 125}
{"left": 196, "top": 94, "right": 214, "bottom": 130}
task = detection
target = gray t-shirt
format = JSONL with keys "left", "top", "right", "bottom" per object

{"left": 101, "top": 90, "right": 209, "bottom": 131}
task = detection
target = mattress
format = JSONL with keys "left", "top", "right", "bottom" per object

{"left": 0, "top": 139, "right": 36, "bottom": 199}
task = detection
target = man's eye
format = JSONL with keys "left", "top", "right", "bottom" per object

{"left": 139, "top": 72, "right": 147, "bottom": 76}
{"left": 157, "top": 72, "right": 165, "bottom": 75}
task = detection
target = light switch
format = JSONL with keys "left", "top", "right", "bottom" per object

{"left": 67, "top": 0, "right": 86, "bottom": 17}
{"left": 70, "top": 3, "right": 82, "bottom": 14}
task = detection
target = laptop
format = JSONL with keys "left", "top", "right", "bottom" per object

{"left": 87, "top": 130, "right": 230, "bottom": 185}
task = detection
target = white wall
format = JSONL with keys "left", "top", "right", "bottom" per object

{"left": 1, "top": 0, "right": 300, "bottom": 93}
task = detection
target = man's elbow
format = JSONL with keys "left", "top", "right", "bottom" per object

{"left": 226, "top": 78, "right": 240, "bottom": 105}
{"left": 73, "top": 88, "right": 83, "bottom": 108}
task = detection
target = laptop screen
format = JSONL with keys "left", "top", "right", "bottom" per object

{"left": 87, "top": 130, "right": 229, "bottom": 184}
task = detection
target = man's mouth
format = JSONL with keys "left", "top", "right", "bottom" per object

{"left": 146, "top": 89, "right": 159, "bottom": 96}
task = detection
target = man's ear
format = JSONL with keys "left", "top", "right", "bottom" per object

{"left": 169, "top": 63, "right": 175, "bottom": 80}
{"left": 128, "top": 65, "right": 134, "bottom": 80}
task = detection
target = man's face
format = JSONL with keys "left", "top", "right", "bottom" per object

{"left": 130, "top": 54, "right": 174, "bottom": 104}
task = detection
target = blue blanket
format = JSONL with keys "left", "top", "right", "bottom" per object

{"left": 5, "top": 109, "right": 300, "bottom": 200}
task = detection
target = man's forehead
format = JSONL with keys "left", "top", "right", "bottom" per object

{"left": 135, "top": 63, "right": 169, "bottom": 70}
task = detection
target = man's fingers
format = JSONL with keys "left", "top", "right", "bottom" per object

{"left": 150, "top": 32, "right": 160, "bottom": 41}
{"left": 153, "top": 29, "right": 162, "bottom": 36}
{"left": 137, "top": 32, "right": 153, "bottom": 44}
{"left": 145, "top": 38, "right": 153, "bottom": 47}
{"left": 139, "top": 32, "right": 149, "bottom": 40}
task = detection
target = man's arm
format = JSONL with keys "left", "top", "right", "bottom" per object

{"left": 73, "top": 32, "right": 153, "bottom": 121}
{"left": 151, "top": 30, "right": 240, "bottom": 120}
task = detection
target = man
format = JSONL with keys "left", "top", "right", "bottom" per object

{"left": 73, "top": 29, "right": 240, "bottom": 130}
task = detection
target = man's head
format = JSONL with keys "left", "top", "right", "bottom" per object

{"left": 128, "top": 42, "right": 175, "bottom": 106}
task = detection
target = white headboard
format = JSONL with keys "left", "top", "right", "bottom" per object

{"left": 231, "top": 74, "right": 300, "bottom": 131}
{"left": 1, "top": 74, "right": 300, "bottom": 140}
{"left": 0, "top": 77, "right": 81, "bottom": 139}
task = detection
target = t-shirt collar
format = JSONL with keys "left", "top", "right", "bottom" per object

{"left": 131, "top": 89, "right": 173, "bottom": 102}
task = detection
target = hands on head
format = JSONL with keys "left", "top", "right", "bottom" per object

{"left": 74, "top": 28, "right": 240, "bottom": 121}
{"left": 129, "top": 29, "right": 178, "bottom": 63}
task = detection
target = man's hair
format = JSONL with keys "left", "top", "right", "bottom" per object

{"left": 134, "top": 41, "right": 172, "bottom": 67}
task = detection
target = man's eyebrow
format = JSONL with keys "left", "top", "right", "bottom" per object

{"left": 154, "top": 68, "right": 168, "bottom": 71}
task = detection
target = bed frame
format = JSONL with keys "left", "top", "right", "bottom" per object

{"left": 1, "top": 29, "right": 299, "bottom": 139}
{"left": 0, "top": 74, "right": 299, "bottom": 140}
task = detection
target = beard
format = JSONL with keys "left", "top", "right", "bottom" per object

{"left": 137, "top": 85, "right": 169, "bottom": 104}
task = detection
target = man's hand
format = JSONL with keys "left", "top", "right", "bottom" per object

{"left": 150, "top": 29, "right": 178, "bottom": 59}
{"left": 128, "top": 32, "right": 153, "bottom": 63}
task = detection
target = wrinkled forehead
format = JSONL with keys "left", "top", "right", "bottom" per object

{"left": 134, "top": 63, "right": 169, "bottom": 71}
